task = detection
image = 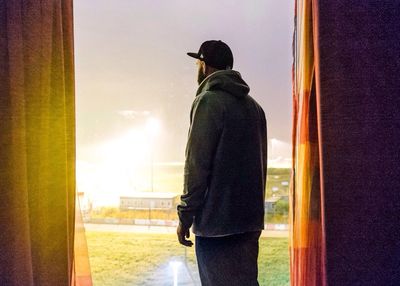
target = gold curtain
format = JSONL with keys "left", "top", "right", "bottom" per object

{"left": 0, "top": 1, "right": 91, "bottom": 285}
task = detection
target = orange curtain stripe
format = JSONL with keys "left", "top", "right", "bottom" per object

{"left": 290, "top": 0, "right": 326, "bottom": 285}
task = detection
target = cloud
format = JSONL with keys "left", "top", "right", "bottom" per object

{"left": 269, "top": 138, "right": 291, "bottom": 160}
{"left": 117, "top": 110, "right": 151, "bottom": 119}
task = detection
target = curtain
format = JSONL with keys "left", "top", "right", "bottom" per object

{"left": 290, "top": 0, "right": 325, "bottom": 285}
{"left": 0, "top": 1, "right": 91, "bottom": 285}
{"left": 73, "top": 199, "right": 93, "bottom": 286}
{"left": 291, "top": 1, "right": 400, "bottom": 285}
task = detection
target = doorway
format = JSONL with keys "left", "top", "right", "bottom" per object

{"left": 74, "top": 1, "right": 294, "bottom": 285}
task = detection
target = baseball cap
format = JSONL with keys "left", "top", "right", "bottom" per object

{"left": 187, "top": 40, "right": 234, "bottom": 70}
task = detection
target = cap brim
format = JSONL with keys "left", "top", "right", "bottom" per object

{"left": 187, "top": 52, "right": 200, "bottom": 59}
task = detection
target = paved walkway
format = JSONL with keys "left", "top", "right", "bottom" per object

{"left": 141, "top": 260, "right": 201, "bottom": 286}
{"left": 84, "top": 223, "right": 289, "bottom": 237}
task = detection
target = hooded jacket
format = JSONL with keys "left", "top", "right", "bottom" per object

{"left": 177, "top": 70, "right": 267, "bottom": 237}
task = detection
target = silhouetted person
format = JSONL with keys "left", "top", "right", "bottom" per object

{"left": 177, "top": 40, "right": 267, "bottom": 285}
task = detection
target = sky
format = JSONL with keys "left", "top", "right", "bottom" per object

{"left": 74, "top": 0, "right": 294, "bottom": 203}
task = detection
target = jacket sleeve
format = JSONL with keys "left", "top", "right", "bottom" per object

{"left": 177, "top": 93, "right": 224, "bottom": 228}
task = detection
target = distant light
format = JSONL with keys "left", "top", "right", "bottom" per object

{"left": 169, "top": 261, "right": 182, "bottom": 286}
{"left": 281, "top": 181, "right": 289, "bottom": 186}
{"left": 146, "top": 117, "right": 161, "bottom": 137}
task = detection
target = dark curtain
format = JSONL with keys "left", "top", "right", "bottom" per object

{"left": 0, "top": 1, "right": 91, "bottom": 285}
{"left": 292, "top": 0, "right": 400, "bottom": 285}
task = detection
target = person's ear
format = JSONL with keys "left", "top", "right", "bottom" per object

{"left": 201, "top": 61, "right": 206, "bottom": 73}
{"left": 203, "top": 62, "right": 210, "bottom": 75}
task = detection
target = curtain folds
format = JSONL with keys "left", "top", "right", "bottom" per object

{"left": 0, "top": 1, "right": 91, "bottom": 285}
{"left": 73, "top": 198, "right": 93, "bottom": 286}
{"left": 290, "top": 0, "right": 326, "bottom": 285}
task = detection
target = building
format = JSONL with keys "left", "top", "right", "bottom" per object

{"left": 120, "top": 192, "right": 179, "bottom": 210}
{"left": 77, "top": 191, "right": 92, "bottom": 213}
{"left": 265, "top": 196, "right": 282, "bottom": 213}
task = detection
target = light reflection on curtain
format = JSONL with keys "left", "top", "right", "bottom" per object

{"left": 290, "top": 0, "right": 326, "bottom": 285}
{"left": 0, "top": 1, "right": 91, "bottom": 285}
{"left": 73, "top": 198, "right": 93, "bottom": 286}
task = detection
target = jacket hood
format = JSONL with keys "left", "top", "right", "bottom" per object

{"left": 196, "top": 70, "right": 250, "bottom": 98}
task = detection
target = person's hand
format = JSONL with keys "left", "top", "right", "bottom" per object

{"left": 177, "top": 223, "right": 193, "bottom": 247}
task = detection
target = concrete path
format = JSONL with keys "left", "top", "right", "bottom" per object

{"left": 141, "top": 260, "right": 201, "bottom": 286}
{"left": 84, "top": 223, "right": 288, "bottom": 237}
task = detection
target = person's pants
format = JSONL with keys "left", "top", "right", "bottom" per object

{"left": 195, "top": 231, "right": 262, "bottom": 286}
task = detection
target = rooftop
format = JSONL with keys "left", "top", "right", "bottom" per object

{"left": 120, "top": 192, "right": 179, "bottom": 199}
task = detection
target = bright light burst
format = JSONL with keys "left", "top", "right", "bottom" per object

{"left": 78, "top": 118, "right": 164, "bottom": 206}
{"left": 146, "top": 117, "right": 161, "bottom": 138}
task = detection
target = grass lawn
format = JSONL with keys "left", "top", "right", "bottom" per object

{"left": 86, "top": 231, "right": 289, "bottom": 286}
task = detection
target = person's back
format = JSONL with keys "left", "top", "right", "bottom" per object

{"left": 177, "top": 40, "right": 267, "bottom": 285}
{"left": 189, "top": 69, "right": 267, "bottom": 237}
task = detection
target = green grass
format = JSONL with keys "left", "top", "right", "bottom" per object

{"left": 86, "top": 231, "right": 289, "bottom": 286}
{"left": 259, "top": 237, "right": 290, "bottom": 286}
